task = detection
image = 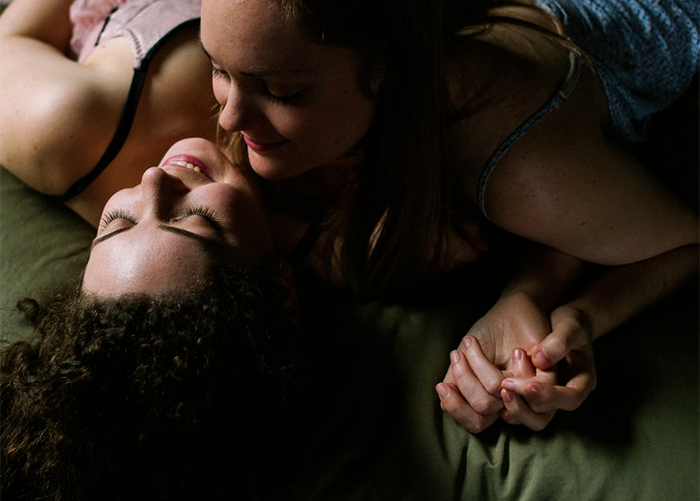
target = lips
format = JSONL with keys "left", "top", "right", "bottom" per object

{"left": 161, "top": 155, "right": 213, "bottom": 180}
{"left": 243, "top": 135, "right": 289, "bottom": 152}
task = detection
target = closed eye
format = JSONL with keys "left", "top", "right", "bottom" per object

{"left": 178, "top": 206, "right": 221, "bottom": 229}
{"left": 92, "top": 205, "right": 226, "bottom": 250}
{"left": 211, "top": 64, "right": 305, "bottom": 105}
{"left": 262, "top": 87, "right": 305, "bottom": 106}
{"left": 100, "top": 206, "right": 220, "bottom": 230}
{"left": 211, "top": 65, "right": 229, "bottom": 80}
{"left": 100, "top": 209, "right": 137, "bottom": 229}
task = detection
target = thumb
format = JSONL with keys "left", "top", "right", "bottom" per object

{"left": 531, "top": 307, "right": 587, "bottom": 369}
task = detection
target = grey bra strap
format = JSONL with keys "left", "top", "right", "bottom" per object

{"left": 477, "top": 48, "right": 583, "bottom": 218}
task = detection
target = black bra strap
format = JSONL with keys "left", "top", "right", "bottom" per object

{"left": 52, "top": 17, "right": 200, "bottom": 202}
{"left": 51, "top": 67, "right": 147, "bottom": 203}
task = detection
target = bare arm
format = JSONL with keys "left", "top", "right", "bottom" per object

{"left": 438, "top": 246, "right": 588, "bottom": 432}
{"left": 481, "top": 69, "right": 698, "bottom": 266}
{"left": 540, "top": 243, "right": 698, "bottom": 350}
{"left": 441, "top": 23, "right": 698, "bottom": 432}
{"left": 443, "top": 85, "right": 698, "bottom": 429}
{"left": 443, "top": 111, "right": 698, "bottom": 431}
{"left": 0, "top": 0, "right": 132, "bottom": 194}
{"left": 483, "top": 57, "right": 699, "bottom": 353}
{"left": 0, "top": 0, "right": 73, "bottom": 46}
{"left": 440, "top": 242, "right": 698, "bottom": 432}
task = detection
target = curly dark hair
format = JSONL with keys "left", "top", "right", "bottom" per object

{"left": 1, "top": 265, "right": 308, "bottom": 501}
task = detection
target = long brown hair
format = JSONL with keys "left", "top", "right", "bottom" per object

{"left": 289, "top": 0, "right": 500, "bottom": 299}
{"left": 225, "top": 0, "right": 494, "bottom": 300}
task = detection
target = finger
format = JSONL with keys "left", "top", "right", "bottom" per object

{"left": 506, "top": 379, "right": 560, "bottom": 413}
{"left": 532, "top": 308, "right": 587, "bottom": 370}
{"left": 509, "top": 348, "right": 536, "bottom": 379}
{"left": 436, "top": 382, "right": 500, "bottom": 433}
{"left": 533, "top": 349, "right": 597, "bottom": 411}
{"left": 564, "top": 349, "right": 597, "bottom": 392}
{"left": 531, "top": 338, "right": 566, "bottom": 370}
{"left": 460, "top": 336, "right": 505, "bottom": 398}
{"left": 450, "top": 348, "right": 504, "bottom": 415}
{"left": 442, "top": 364, "right": 456, "bottom": 385}
{"left": 498, "top": 390, "right": 521, "bottom": 425}
{"left": 500, "top": 389, "right": 554, "bottom": 431}
{"left": 502, "top": 374, "right": 593, "bottom": 414}
{"left": 555, "top": 372, "right": 597, "bottom": 411}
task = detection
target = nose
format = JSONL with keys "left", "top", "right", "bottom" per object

{"left": 140, "top": 167, "right": 188, "bottom": 218}
{"left": 218, "top": 85, "right": 259, "bottom": 133}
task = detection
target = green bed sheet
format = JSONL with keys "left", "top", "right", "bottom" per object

{"left": 1, "top": 51, "right": 698, "bottom": 497}
{"left": 1, "top": 162, "right": 697, "bottom": 500}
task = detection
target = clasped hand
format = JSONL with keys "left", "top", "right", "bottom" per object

{"left": 436, "top": 291, "right": 596, "bottom": 432}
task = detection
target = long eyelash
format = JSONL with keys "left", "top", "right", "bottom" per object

{"left": 211, "top": 66, "right": 229, "bottom": 80}
{"left": 211, "top": 65, "right": 303, "bottom": 106}
{"left": 184, "top": 206, "right": 220, "bottom": 226}
{"left": 263, "top": 91, "right": 304, "bottom": 106}
{"left": 254, "top": 79, "right": 304, "bottom": 106}
{"left": 100, "top": 209, "right": 136, "bottom": 229}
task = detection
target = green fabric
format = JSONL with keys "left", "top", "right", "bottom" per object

{"left": 426, "top": 288, "right": 698, "bottom": 501}
{"left": 1, "top": 163, "right": 698, "bottom": 499}
{"left": 296, "top": 286, "right": 698, "bottom": 501}
{"left": 0, "top": 167, "right": 93, "bottom": 344}
{"left": 293, "top": 75, "right": 700, "bottom": 496}
{"left": 0, "top": 78, "right": 697, "bottom": 500}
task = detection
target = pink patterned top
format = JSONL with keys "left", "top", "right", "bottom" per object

{"left": 69, "top": 0, "right": 200, "bottom": 68}
{"left": 56, "top": 0, "right": 202, "bottom": 201}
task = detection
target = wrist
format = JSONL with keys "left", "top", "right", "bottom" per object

{"left": 551, "top": 303, "right": 594, "bottom": 344}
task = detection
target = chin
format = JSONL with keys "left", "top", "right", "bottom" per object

{"left": 249, "top": 155, "right": 307, "bottom": 182}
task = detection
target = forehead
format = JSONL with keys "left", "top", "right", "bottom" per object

{"left": 83, "top": 227, "right": 221, "bottom": 296}
{"left": 201, "top": 0, "right": 308, "bottom": 63}
{"left": 201, "top": 0, "right": 367, "bottom": 84}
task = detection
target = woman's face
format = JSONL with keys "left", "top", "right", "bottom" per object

{"left": 83, "top": 138, "right": 274, "bottom": 296}
{"left": 200, "top": 0, "right": 377, "bottom": 181}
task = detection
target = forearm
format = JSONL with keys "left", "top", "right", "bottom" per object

{"left": 0, "top": 0, "right": 74, "bottom": 50}
{"left": 563, "top": 244, "right": 699, "bottom": 341}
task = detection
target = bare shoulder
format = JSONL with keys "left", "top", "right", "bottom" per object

{"left": 65, "top": 24, "right": 219, "bottom": 224}
{"left": 125, "top": 24, "right": 218, "bottom": 151}
{"left": 445, "top": 15, "right": 608, "bottom": 196}
{"left": 0, "top": 23, "right": 216, "bottom": 225}
{"left": 0, "top": 36, "right": 134, "bottom": 195}
{"left": 446, "top": 19, "right": 697, "bottom": 264}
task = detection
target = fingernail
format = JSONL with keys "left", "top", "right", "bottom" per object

{"left": 513, "top": 348, "right": 523, "bottom": 361}
{"left": 436, "top": 384, "right": 449, "bottom": 401}
{"left": 533, "top": 350, "right": 551, "bottom": 368}
{"left": 463, "top": 336, "right": 472, "bottom": 348}
{"left": 450, "top": 350, "right": 460, "bottom": 366}
{"left": 502, "top": 379, "right": 515, "bottom": 391}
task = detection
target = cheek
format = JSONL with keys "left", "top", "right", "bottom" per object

{"left": 210, "top": 188, "right": 271, "bottom": 245}
{"left": 321, "top": 78, "right": 374, "bottom": 130}
{"left": 313, "top": 94, "right": 374, "bottom": 146}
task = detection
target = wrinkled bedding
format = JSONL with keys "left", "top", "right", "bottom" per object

{"left": 1, "top": 34, "right": 697, "bottom": 496}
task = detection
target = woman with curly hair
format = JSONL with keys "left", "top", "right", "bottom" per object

{"left": 1, "top": 265, "right": 307, "bottom": 501}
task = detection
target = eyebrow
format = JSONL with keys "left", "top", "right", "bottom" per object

{"left": 90, "top": 225, "right": 224, "bottom": 251}
{"left": 198, "top": 36, "right": 306, "bottom": 78}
